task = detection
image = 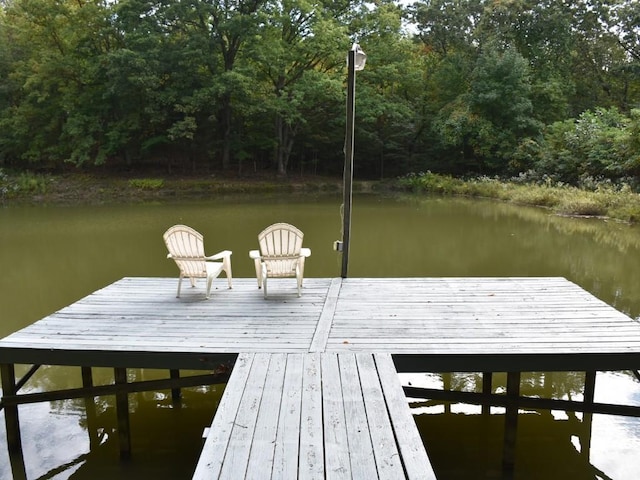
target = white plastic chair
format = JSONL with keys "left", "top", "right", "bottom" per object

{"left": 163, "top": 225, "right": 232, "bottom": 299}
{"left": 249, "top": 223, "right": 311, "bottom": 298}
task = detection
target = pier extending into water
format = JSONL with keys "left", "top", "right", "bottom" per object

{"left": 2, "top": 276, "right": 640, "bottom": 478}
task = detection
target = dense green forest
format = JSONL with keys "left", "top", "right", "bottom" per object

{"left": 0, "top": 0, "right": 639, "bottom": 184}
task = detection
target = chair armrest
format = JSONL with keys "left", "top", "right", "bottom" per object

{"left": 207, "top": 250, "right": 232, "bottom": 261}
{"left": 167, "top": 253, "right": 173, "bottom": 259}
{"left": 301, "top": 248, "right": 311, "bottom": 257}
{"left": 249, "top": 250, "right": 260, "bottom": 260}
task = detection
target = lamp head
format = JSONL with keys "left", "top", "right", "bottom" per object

{"left": 351, "top": 43, "right": 366, "bottom": 71}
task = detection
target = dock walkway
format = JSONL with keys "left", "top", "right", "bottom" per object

{"left": 192, "top": 352, "right": 435, "bottom": 479}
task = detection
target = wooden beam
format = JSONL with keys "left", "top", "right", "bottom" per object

{"left": 0, "top": 364, "right": 22, "bottom": 453}
{"left": 1, "top": 372, "right": 230, "bottom": 406}
{"left": 502, "top": 372, "right": 520, "bottom": 478}
{"left": 114, "top": 368, "right": 131, "bottom": 461}
{"left": 392, "top": 353, "right": 640, "bottom": 375}
{"left": 82, "top": 367, "right": 100, "bottom": 449}
{"left": 581, "top": 371, "right": 596, "bottom": 460}
{"left": 403, "top": 385, "right": 640, "bottom": 417}
{"left": 170, "top": 369, "right": 181, "bottom": 406}
{"left": 1, "top": 363, "right": 28, "bottom": 479}
{"left": 309, "top": 277, "right": 341, "bottom": 353}
{"left": 0, "top": 348, "right": 238, "bottom": 371}
{"left": 14, "top": 364, "right": 40, "bottom": 392}
{"left": 482, "top": 372, "right": 492, "bottom": 415}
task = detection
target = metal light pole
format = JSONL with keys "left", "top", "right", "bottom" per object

{"left": 341, "top": 43, "right": 366, "bottom": 278}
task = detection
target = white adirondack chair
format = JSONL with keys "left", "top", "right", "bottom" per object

{"left": 249, "top": 223, "right": 311, "bottom": 298}
{"left": 163, "top": 225, "right": 232, "bottom": 299}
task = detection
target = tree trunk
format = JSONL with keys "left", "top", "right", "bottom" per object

{"left": 219, "top": 96, "right": 233, "bottom": 171}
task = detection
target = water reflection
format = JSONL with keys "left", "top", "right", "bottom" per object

{"left": 2, "top": 195, "right": 640, "bottom": 478}
{"left": 1, "top": 369, "right": 224, "bottom": 480}
{"left": 403, "top": 371, "right": 640, "bottom": 479}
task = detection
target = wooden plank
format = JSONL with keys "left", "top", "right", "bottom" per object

{"left": 309, "top": 277, "right": 342, "bottom": 353}
{"left": 299, "top": 353, "right": 324, "bottom": 479}
{"left": 338, "top": 354, "right": 378, "bottom": 478}
{"left": 192, "top": 353, "right": 255, "bottom": 479}
{"left": 356, "top": 353, "right": 405, "bottom": 479}
{"left": 321, "top": 353, "right": 351, "bottom": 479}
{"left": 245, "top": 353, "right": 287, "bottom": 479}
{"left": 272, "top": 354, "right": 304, "bottom": 479}
{"left": 218, "top": 353, "right": 271, "bottom": 479}
{"left": 374, "top": 354, "right": 437, "bottom": 480}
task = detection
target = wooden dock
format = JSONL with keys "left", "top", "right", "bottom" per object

{"left": 2, "top": 276, "right": 640, "bottom": 478}
{"left": 192, "top": 352, "right": 434, "bottom": 479}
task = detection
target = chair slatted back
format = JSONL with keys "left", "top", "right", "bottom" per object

{"left": 163, "top": 225, "right": 207, "bottom": 278}
{"left": 258, "top": 223, "right": 304, "bottom": 277}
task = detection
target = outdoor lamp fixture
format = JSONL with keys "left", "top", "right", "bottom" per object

{"left": 352, "top": 42, "right": 367, "bottom": 71}
{"left": 340, "top": 42, "right": 366, "bottom": 278}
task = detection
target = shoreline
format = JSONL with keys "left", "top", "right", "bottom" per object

{"left": 1, "top": 173, "right": 356, "bottom": 206}
{"left": 3, "top": 171, "right": 640, "bottom": 226}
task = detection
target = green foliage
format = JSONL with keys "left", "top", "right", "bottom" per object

{"left": 399, "top": 171, "right": 463, "bottom": 194}
{"left": 535, "top": 107, "right": 640, "bottom": 182}
{"left": 432, "top": 45, "right": 542, "bottom": 173}
{"left": 0, "top": 0, "right": 638, "bottom": 182}
{"left": 128, "top": 178, "right": 165, "bottom": 190}
{"left": 398, "top": 171, "right": 640, "bottom": 223}
{"left": 0, "top": 169, "right": 50, "bottom": 198}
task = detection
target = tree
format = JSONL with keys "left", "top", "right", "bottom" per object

{"left": 409, "top": 0, "right": 482, "bottom": 57}
{"left": 247, "top": 0, "right": 349, "bottom": 176}
{"left": 0, "top": 0, "right": 123, "bottom": 166}
{"left": 199, "top": 0, "right": 268, "bottom": 171}
{"left": 536, "top": 107, "right": 640, "bottom": 182}
{"left": 434, "top": 45, "right": 541, "bottom": 172}
{"left": 348, "top": 0, "right": 424, "bottom": 178}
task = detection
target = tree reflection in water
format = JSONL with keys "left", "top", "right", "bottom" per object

{"left": 404, "top": 370, "right": 640, "bottom": 479}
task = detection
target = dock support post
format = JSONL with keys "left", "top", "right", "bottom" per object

{"left": 443, "top": 373, "right": 452, "bottom": 413}
{"left": 82, "top": 367, "right": 99, "bottom": 449}
{"left": 1, "top": 363, "right": 27, "bottom": 480}
{"left": 482, "top": 372, "right": 493, "bottom": 415}
{"left": 502, "top": 371, "right": 520, "bottom": 479}
{"left": 114, "top": 368, "right": 132, "bottom": 461}
{"left": 580, "top": 371, "right": 596, "bottom": 459}
{"left": 1, "top": 364, "right": 22, "bottom": 454}
{"left": 170, "top": 369, "right": 182, "bottom": 406}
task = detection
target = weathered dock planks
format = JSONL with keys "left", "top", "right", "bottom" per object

{"left": 192, "top": 352, "right": 436, "bottom": 480}
{"left": 2, "top": 276, "right": 639, "bottom": 371}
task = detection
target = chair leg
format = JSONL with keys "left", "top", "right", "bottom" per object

{"left": 224, "top": 257, "right": 233, "bottom": 289}
{"left": 177, "top": 276, "right": 183, "bottom": 298}
{"left": 299, "top": 258, "right": 306, "bottom": 287}
{"left": 254, "top": 258, "right": 263, "bottom": 289}
{"left": 263, "top": 274, "right": 268, "bottom": 299}
{"left": 206, "top": 275, "right": 213, "bottom": 300}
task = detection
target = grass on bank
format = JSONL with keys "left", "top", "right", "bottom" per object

{"left": 2, "top": 169, "right": 640, "bottom": 225}
{"left": 395, "top": 172, "right": 640, "bottom": 224}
